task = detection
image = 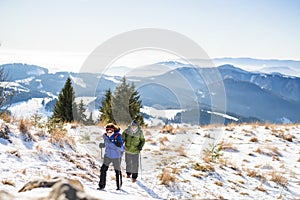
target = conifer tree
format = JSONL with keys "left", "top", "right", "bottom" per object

{"left": 99, "top": 88, "right": 114, "bottom": 124}
{"left": 112, "top": 77, "right": 144, "bottom": 125}
{"left": 52, "top": 78, "right": 75, "bottom": 122}
{"left": 77, "top": 99, "right": 87, "bottom": 123}
{"left": 99, "top": 78, "right": 144, "bottom": 125}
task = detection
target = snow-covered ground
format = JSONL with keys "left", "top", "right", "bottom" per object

{"left": 8, "top": 98, "right": 52, "bottom": 120}
{"left": 0, "top": 119, "right": 300, "bottom": 199}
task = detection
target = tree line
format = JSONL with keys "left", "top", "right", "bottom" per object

{"left": 52, "top": 77, "right": 144, "bottom": 126}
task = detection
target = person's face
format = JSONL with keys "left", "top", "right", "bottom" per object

{"left": 106, "top": 128, "right": 114, "bottom": 134}
{"left": 131, "top": 125, "right": 138, "bottom": 132}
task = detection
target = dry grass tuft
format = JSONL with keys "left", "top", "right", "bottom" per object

{"left": 225, "top": 127, "right": 235, "bottom": 131}
{"left": 255, "top": 185, "right": 266, "bottom": 192}
{"left": 246, "top": 169, "right": 267, "bottom": 183}
{"left": 246, "top": 169, "right": 259, "bottom": 178}
{"left": 1, "top": 179, "right": 15, "bottom": 186}
{"left": 250, "top": 137, "right": 258, "bottom": 142}
{"left": 0, "top": 112, "right": 12, "bottom": 123}
{"left": 158, "top": 136, "right": 169, "bottom": 145}
{"left": 219, "top": 140, "right": 239, "bottom": 152}
{"left": 191, "top": 173, "right": 205, "bottom": 178}
{"left": 176, "top": 145, "right": 187, "bottom": 157}
{"left": 214, "top": 181, "right": 223, "bottom": 186}
{"left": 22, "top": 169, "right": 26, "bottom": 175}
{"left": 7, "top": 149, "right": 21, "bottom": 158}
{"left": 265, "top": 145, "right": 282, "bottom": 157}
{"left": 49, "top": 128, "right": 75, "bottom": 149}
{"left": 193, "top": 163, "right": 215, "bottom": 172}
{"left": 158, "top": 168, "right": 176, "bottom": 186}
{"left": 145, "top": 130, "right": 152, "bottom": 136}
{"left": 161, "top": 125, "right": 177, "bottom": 135}
{"left": 270, "top": 171, "right": 288, "bottom": 186}
{"left": 254, "top": 147, "right": 261, "bottom": 154}
{"left": 18, "top": 119, "right": 36, "bottom": 142}
{"left": 254, "top": 145, "right": 282, "bottom": 157}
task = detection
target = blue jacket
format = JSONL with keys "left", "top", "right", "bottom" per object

{"left": 103, "top": 131, "right": 124, "bottom": 159}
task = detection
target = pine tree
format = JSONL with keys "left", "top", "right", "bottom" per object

{"left": 112, "top": 77, "right": 144, "bottom": 125}
{"left": 129, "top": 83, "right": 144, "bottom": 125}
{"left": 52, "top": 78, "right": 75, "bottom": 122}
{"left": 77, "top": 99, "right": 87, "bottom": 123}
{"left": 99, "top": 88, "right": 114, "bottom": 124}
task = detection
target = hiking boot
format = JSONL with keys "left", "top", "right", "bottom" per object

{"left": 97, "top": 187, "right": 105, "bottom": 190}
{"left": 116, "top": 187, "right": 121, "bottom": 190}
{"left": 132, "top": 178, "right": 137, "bottom": 183}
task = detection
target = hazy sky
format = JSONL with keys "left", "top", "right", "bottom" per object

{"left": 0, "top": 0, "right": 299, "bottom": 72}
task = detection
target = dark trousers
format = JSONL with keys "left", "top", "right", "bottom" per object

{"left": 125, "top": 153, "right": 139, "bottom": 179}
{"left": 99, "top": 156, "right": 122, "bottom": 189}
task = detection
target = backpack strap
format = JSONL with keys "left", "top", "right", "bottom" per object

{"left": 114, "top": 133, "right": 120, "bottom": 139}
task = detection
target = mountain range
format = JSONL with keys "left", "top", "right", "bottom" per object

{"left": 1, "top": 60, "right": 300, "bottom": 124}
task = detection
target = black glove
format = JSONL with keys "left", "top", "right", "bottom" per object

{"left": 99, "top": 143, "right": 105, "bottom": 148}
{"left": 116, "top": 141, "right": 122, "bottom": 147}
{"left": 137, "top": 145, "right": 143, "bottom": 151}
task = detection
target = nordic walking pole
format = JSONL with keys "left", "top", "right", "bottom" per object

{"left": 99, "top": 143, "right": 103, "bottom": 161}
{"left": 100, "top": 147, "right": 103, "bottom": 160}
{"left": 139, "top": 152, "right": 142, "bottom": 180}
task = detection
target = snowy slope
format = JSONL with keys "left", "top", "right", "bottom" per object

{"left": 0, "top": 119, "right": 300, "bottom": 199}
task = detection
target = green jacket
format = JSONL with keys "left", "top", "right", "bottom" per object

{"left": 122, "top": 126, "right": 145, "bottom": 154}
